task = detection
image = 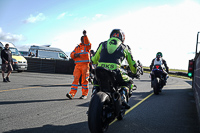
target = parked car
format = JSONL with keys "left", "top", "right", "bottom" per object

{"left": 0, "top": 42, "right": 28, "bottom": 72}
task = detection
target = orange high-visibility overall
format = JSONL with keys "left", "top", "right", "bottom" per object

{"left": 69, "top": 36, "right": 91, "bottom": 97}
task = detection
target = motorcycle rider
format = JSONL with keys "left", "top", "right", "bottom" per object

{"left": 150, "top": 52, "right": 169, "bottom": 86}
{"left": 91, "top": 29, "right": 137, "bottom": 109}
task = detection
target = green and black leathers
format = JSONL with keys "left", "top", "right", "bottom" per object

{"left": 92, "top": 37, "right": 137, "bottom": 74}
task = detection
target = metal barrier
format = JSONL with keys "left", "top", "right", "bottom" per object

{"left": 25, "top": 57, "right": 75, "bottom": 74}
{"left": 193, "top": 53, "right": 200, "bottom": 121}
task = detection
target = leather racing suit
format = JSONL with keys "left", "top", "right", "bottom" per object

{"left": 92, "top": 37, "right": 137, "bottom": 95}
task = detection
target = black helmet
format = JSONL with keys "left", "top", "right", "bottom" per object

{"left": 110, "top": 29, "right": 125, "bottom": 42}
{"left": 90, "top": 50, "right": 95, "bottom": 55}
{"left": 156, "top": 52, "right": 163, "bottom": 57}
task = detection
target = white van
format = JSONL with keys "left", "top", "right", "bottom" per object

{"left": 0, "top": 42, "right": 28, "bottom": 72}
{"left": 19, "top": 51, "right": 29, "bottom": 57}
{"left": 29, "top": 45, "right": 69, "bottom": 61}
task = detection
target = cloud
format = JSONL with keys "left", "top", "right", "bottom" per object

{"left": 17, "top": 43, "right": 42, "bottom": 51}
{"left": 0, "top": 27, "right": 24, "bottom": 42}
{"left": 74, "top": 14, "right": 105, "bottom": 21}
{"left": 23, "top": 13, "right": 46, "bottom": 23}
{"left": 57, "top": 12, "right": 73, "bottom": 19}
{"left": 57, "top": 13, "right": 66, "bottom": 19}
{"left": 66, "top": 12, "right": 73, "bottom": 17}
{"left": 92, "top": 14, "right": 106, "bottom": 20}
{"left": 74, "top": 16, "right": 88, "bottom": 21}
{"left": 51, "top": 0, "right": 200, "bottom": 69}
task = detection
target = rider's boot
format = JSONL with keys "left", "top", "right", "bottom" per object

{"left": 128, "top": 84, "right": 137, "bottom": 97}
{"left": 163, "top": 75, "right": 169, "bottom": 86}
{"left": 121, "top": 87, "right": 131, "bottom": 109}
{"left": 122, "top": 101, "right": 131, "bottom": 109}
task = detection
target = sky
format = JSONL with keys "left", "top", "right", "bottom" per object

{"left": 0, "top": 0, "right": 200, "bottom": 70}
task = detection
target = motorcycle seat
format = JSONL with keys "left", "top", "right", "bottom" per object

{"left": 95, "top": 67, "right": 117, "bottom": 90}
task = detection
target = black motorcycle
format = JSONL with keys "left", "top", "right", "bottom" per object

{"left": 88, "top": 67, "right": 135, "bottom": 133}
{"left": 150, "top": 65, "right": 167, "bottom": 95}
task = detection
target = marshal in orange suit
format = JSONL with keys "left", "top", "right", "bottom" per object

{"left": 66, "top": 30, "right": 91, "bottom": 99}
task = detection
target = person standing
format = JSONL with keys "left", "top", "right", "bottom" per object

{"left": 66, "top": 30, "right": 91, "bottom": 99}
{"left": 1, "top": 44, "right": 13, "bottom": 82}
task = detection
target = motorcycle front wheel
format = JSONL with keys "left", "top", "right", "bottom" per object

{"left": 153, "top": 78, "right": 159, "bottom": 95}
{"left": 88, "top": 92, "right": 111, "bottom": 133}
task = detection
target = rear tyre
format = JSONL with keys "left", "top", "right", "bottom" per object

{"left": 153, "top": 78, "right": 159, "bottom": 95}
{"left": 88, "top": 92, "right": 110, "bottom": 133}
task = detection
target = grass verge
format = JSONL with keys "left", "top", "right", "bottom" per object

{"left": 143, "top": 69, "right": 191, "bottom": 80}
{"left": 143, "top": 66, "right": 187, "bottom": 73}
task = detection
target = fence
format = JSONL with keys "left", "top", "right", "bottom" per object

{"left": 25, "top": 57, "right": 75, "bottom": 74}
{"left": 26, "top": 57, "right": 190, "bottom": 76}
{"left": 193, "top": 52, "right": 200, "bottom": 121}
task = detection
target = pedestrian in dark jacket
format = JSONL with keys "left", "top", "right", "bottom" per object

{"left": 1, "top": 44, "right": 13, "bottom": 82}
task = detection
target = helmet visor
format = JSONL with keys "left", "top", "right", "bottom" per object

{"left": 111, "top": 31, "right": 122, "bottom": 41}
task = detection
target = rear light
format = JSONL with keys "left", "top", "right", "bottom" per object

{"left": 156, "top": 65, "right": 159, "bottom": 69}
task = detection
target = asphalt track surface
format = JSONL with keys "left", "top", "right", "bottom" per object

{"left": 0, "top": 72, "right": 199, "bottom": 133}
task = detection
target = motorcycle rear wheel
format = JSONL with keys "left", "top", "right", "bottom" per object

{"left": 88, "top": 92, "right": 111, "bottom": 133}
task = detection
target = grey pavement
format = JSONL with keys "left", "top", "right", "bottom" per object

{"left": 0, "top": 72, "right": 199, "bottom": 133}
